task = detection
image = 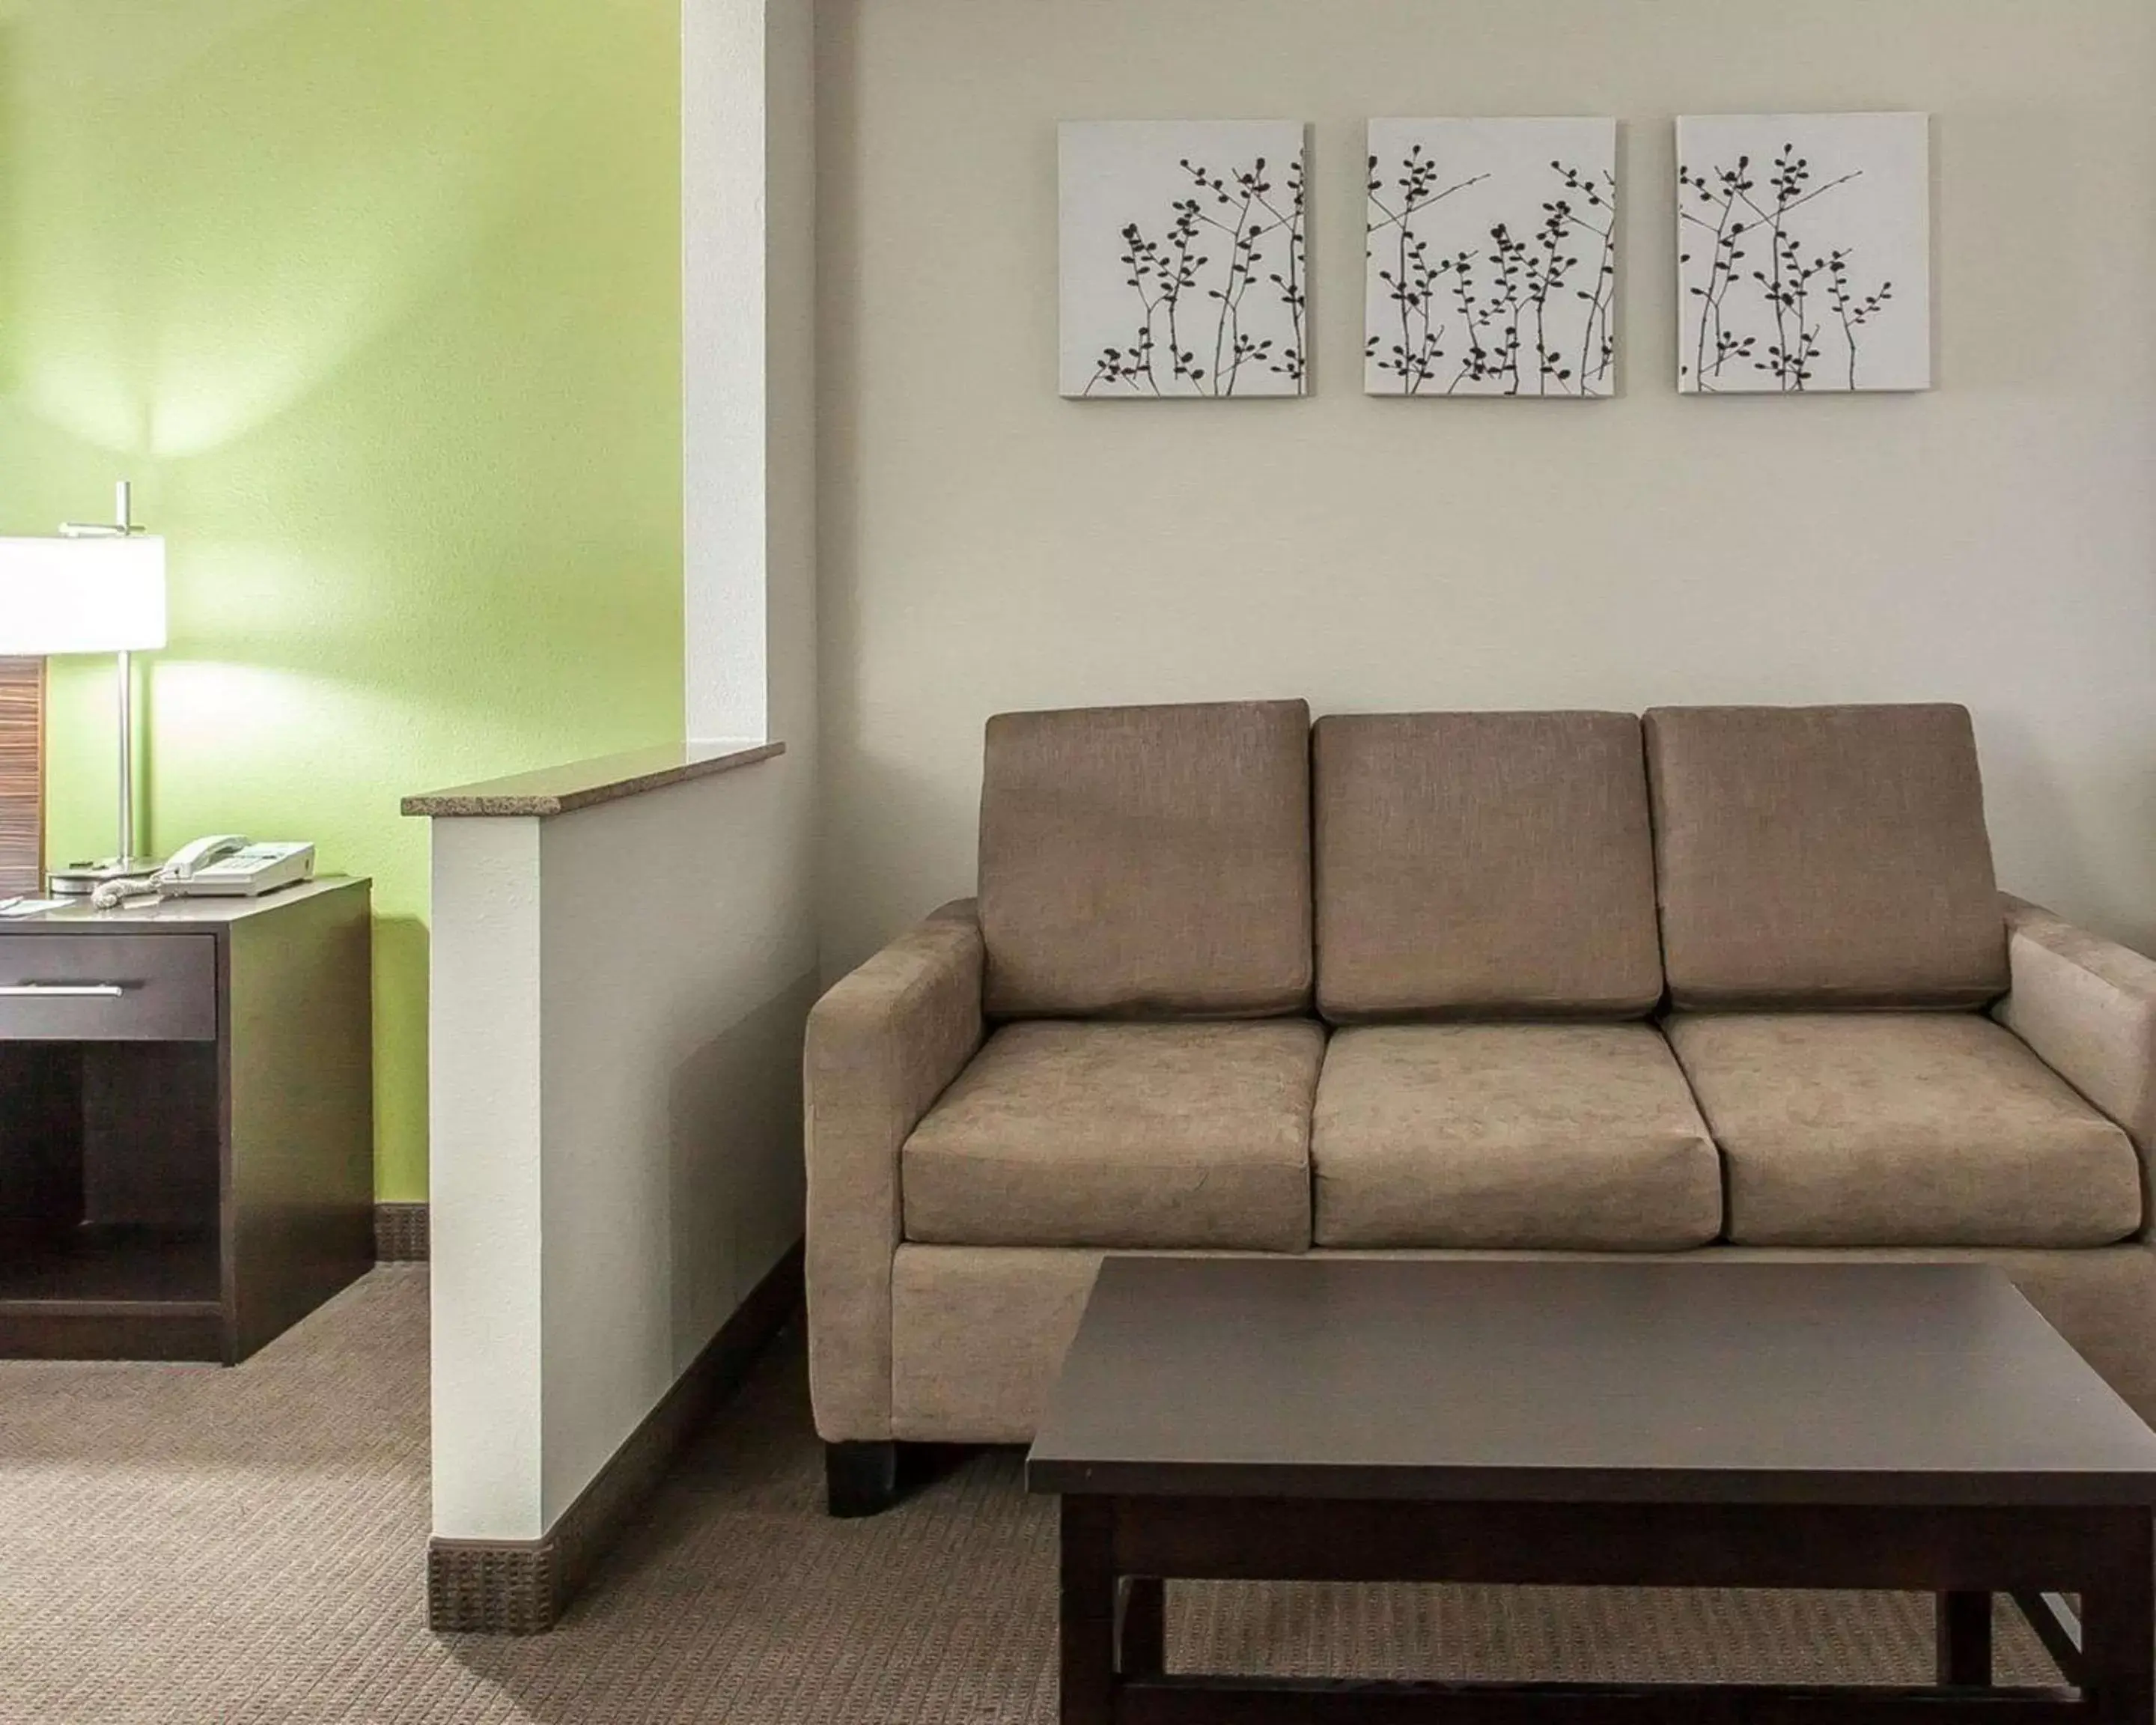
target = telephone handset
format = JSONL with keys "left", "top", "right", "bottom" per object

{"left": 162, "top": 835, "right": 250, "bottom": 880}
{"left": 91, "top": 836, "right": 316, "bottom": 908}
{"left": 161, "top": 836, "right": 314, "bottom": 895}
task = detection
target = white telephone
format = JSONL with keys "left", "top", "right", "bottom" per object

{"left": 91, "top": 837, "right": 315, "bottom": 908}
{"left": 159, "top": 836, "right": 314, "bottom": 897}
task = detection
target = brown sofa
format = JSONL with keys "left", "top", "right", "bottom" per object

{"left": 805, "top": 699, "right": 2156, "bottom": 1514}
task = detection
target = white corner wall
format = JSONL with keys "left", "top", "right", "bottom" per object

{"left": 816, "top": 0, "right": 2156, "bottom": 969}
{"left": 685, "top": 0, "right": 818, "bottom": 752}
{"left": 683, "top": 0, "right": 768, "bottom": 745}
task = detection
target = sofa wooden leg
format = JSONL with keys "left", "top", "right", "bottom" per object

{"left": 825, "top": 1440, "right": 901, "bottom": 1518}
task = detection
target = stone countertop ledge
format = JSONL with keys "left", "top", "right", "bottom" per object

{"left": 401, "top": 741, "right": 785, "bottom": 818}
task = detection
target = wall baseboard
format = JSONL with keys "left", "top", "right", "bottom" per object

{"left": 426, "top": 1239, "right": 804, "bottom": 1634}
{"left": 374, "top": 1202, "right": 430, "bottom": 1262}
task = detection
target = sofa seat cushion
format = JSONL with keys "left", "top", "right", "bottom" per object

{"left": 902, "top": 1020, "right": 1324, "bottom": 1250}
{"left": 1310, "top": 1023, "right": 1723, "bottom": 1250}
{"left": 1314, "top": 711, "right": 1664, "bottom": 1020}
{"left": 1666, "top": 1013, "right": 2143, "bottom": 1247}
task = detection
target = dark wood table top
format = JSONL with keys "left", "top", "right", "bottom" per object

{"left": 0, "top": 875, "right": 365, "bottom": 930}
{"left": 1026, "top": 1257, "right": 2156, "bottom": 1507}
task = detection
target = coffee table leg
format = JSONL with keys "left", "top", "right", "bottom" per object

{"left": 2081, "top": 1512, "right": 2155, "bottom": 1724}
{"left": 1119, "top": 1577, "right": 1165, "bottom": 1677}
{"left": 1060, "top": 1497, "right": 1116, "bottom": 1725}
{"left": 1935, "top": 1592, "right": 1992, "bottom": 1686}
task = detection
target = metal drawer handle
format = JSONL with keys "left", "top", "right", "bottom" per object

{"left": 0, "top": 982, "right": 131, "bottom": 997}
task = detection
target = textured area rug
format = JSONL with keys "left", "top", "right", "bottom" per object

{"left": 0, "top": 1266, "right": 2062, "bottom": 1721}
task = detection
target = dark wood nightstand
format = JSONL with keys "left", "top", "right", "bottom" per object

{"left": 0, "top": 877, "right": 373, "bottom": 1363}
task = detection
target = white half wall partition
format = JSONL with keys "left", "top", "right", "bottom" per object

{"left": 409, "top": 745, "right": 820, "bottom": 1625}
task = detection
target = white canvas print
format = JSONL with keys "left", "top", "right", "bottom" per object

{"left": 1677, "top": 112, "right": 1931, "bottom": 393}
{"left": 1060, "top": 121, "right": 1307, "bottom": 399}
{"left": 1364, "top": 118, "right": 1618, "bottom": 398}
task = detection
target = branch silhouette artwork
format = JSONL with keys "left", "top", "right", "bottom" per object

{"left": 1059, "top": 121, "right": 1307, "bottom": 399}
{"left": 1363, "top": 118, "right": 1618, "bottom": 398}
{"left": 1676, "top": 112, "right": 1931, "bottom": 394}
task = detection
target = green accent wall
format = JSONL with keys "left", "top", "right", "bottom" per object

{"left": 0, "top": 1, "right": 687, "bottom": 1200}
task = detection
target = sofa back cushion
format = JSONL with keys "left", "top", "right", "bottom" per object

{"left": 978, "top": 699, "right": 1312, "bottom": 1017}
{"left": 1644, "top": 704, "right": 2007, "bottom": 1009}
{"left": 1313, "top": 711, "right": 1663, "bottom": 1020}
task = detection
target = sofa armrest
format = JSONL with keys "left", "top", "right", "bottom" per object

{"left": 1993, "top": 894, "right": 2156, "bottom": 1154}
{"left": 805, "top": 899, "right": 985, "bottom": 1443}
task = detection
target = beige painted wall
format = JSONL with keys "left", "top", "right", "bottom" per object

{"left": 817, "top": 0, "right": 2156, "bottom": 970}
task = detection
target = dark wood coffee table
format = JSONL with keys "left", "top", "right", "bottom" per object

{"left": 1026, "top": 1257, "right": 2156, "bottom": 1723}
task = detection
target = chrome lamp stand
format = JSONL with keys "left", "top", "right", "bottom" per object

{"left": 49, "top": 481, "right": 162, "bottom": 895}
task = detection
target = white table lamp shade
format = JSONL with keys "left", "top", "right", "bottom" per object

{"left": 0, "top": 535, "right": 166, "bottom": 654}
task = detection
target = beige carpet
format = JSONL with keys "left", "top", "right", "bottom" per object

{"left": 0, "top": 1265, "right": 2065, "bottom": 1722}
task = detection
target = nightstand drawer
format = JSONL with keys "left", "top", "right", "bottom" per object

{"left": 0, "top": 935, "right": 216, "bottom": 1041}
